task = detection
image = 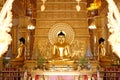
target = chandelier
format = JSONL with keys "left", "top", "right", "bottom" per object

{"left": 41, "top": 0, "right": 47, "bottom": 11}
{"left": 76, "top": 0, "right": 81, "bottom": 12}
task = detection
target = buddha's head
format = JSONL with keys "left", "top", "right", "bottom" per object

{"left": 57, "top": 31, "right": 66, "bottom": 44}
{"left": 19, "top": 37, "right": 25, "bottom": 44}
{"left": 99, "top": 37, "right": 105, "bottom": 45}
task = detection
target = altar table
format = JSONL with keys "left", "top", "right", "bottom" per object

{"left": 31, "top": 69, "right": 93, "bottom": 80}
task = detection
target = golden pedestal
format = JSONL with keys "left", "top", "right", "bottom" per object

{"left": 46, "top": 59, "right": 77, "bottom": 71}
{"left": 10, "top": 60, "right": 24, "bottom": 67}
{"left": 99, "top": 56, "right": 112, "bottom": 67}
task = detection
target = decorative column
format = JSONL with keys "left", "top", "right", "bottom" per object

{"left": 88, "top": 17, "right": 97, "bottom": 59}
{"left": 27, "top": 24, "right": 35, "bottom": 60}
{"left": 0, "top": 57, "right": 3, "bottom": 70}
{"left": 93, "top": 29, "right": 97, "bottom": 58}
{"left": 24, "top": 24, "right": 36, "bottom": 72}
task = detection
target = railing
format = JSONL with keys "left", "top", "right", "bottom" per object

{"left": 99, "top": 67, "right": 120, "bottom": 80}
{"left": 0, "top": 68, "right": 24, "bottom": 80}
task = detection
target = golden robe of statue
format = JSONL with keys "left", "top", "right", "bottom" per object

{"left": 15, "top": 43, "right": 26, "bottom": 61}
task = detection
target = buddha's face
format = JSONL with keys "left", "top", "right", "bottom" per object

{"left": 58, "top": 35, "right": 65, "bottom": 44}
{"left": 18, "top": 40, "right": 21, "bottom": 45}
{"left": 101, "top": 42, "right": 104, "bottom": 46}
{"left": 18, "top": 40, "right": 23, "bottom": 45}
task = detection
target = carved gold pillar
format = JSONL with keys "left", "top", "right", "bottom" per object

{"left": 89, "top": 29, "right": 97, "bottom": 58}
{"left": 0, "top": 57, "right": 3, "bottom": 70}
{"left": 27, "top": 24, "right": 35, "bottom": 60}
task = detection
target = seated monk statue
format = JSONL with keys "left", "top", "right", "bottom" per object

{"left": 98, "top": 37, "right": 106, "bottom": 60}
{"left": 52, "top": 31, "right": 71, "bottom": 60}
{"left": 12, "top": 37, "right": 26, "bottom": 62}
{"left": 98, "top": 37, "right": 112, "bottom": 65}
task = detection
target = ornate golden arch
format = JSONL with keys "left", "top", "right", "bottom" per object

{"left": 48, "top": 23, "right": 75, "bottom": 45}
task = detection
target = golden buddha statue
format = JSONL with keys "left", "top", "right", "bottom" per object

{"left": 53, "top": 31, "right": 71, "bottom": 60}
{"left": 47, "top": 24, "right": 76, "bottom": 69}
{"left": 98, "top": 38, "right": 112, "bottom": 66}
{"left": 46, "top": 31, "right": 76, "bottom": 70}
{"left": 12, "top": 37, "right": 26, "bottom": 62}
{"left": 98, "top": 37, "right": 106, "bottom": 60}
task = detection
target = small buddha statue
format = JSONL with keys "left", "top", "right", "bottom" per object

{"left": 12, "top": 37, "right": 26, "bottom": 61}
{"left": 53, "top": 31, "right": 71, "bottom": 60}
{"left": 97, "top": 38, "right": 112, "bottom": 66}
{"left": 98, "top": 37, "right": 106, "bottom": 60}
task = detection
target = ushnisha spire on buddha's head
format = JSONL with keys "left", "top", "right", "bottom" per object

{"left": 58, "top": 31, "right": 65, "bottom": 37}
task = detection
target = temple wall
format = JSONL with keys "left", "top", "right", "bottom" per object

{"left": 33, "top": 0, "right": 90, "bottom": 59}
